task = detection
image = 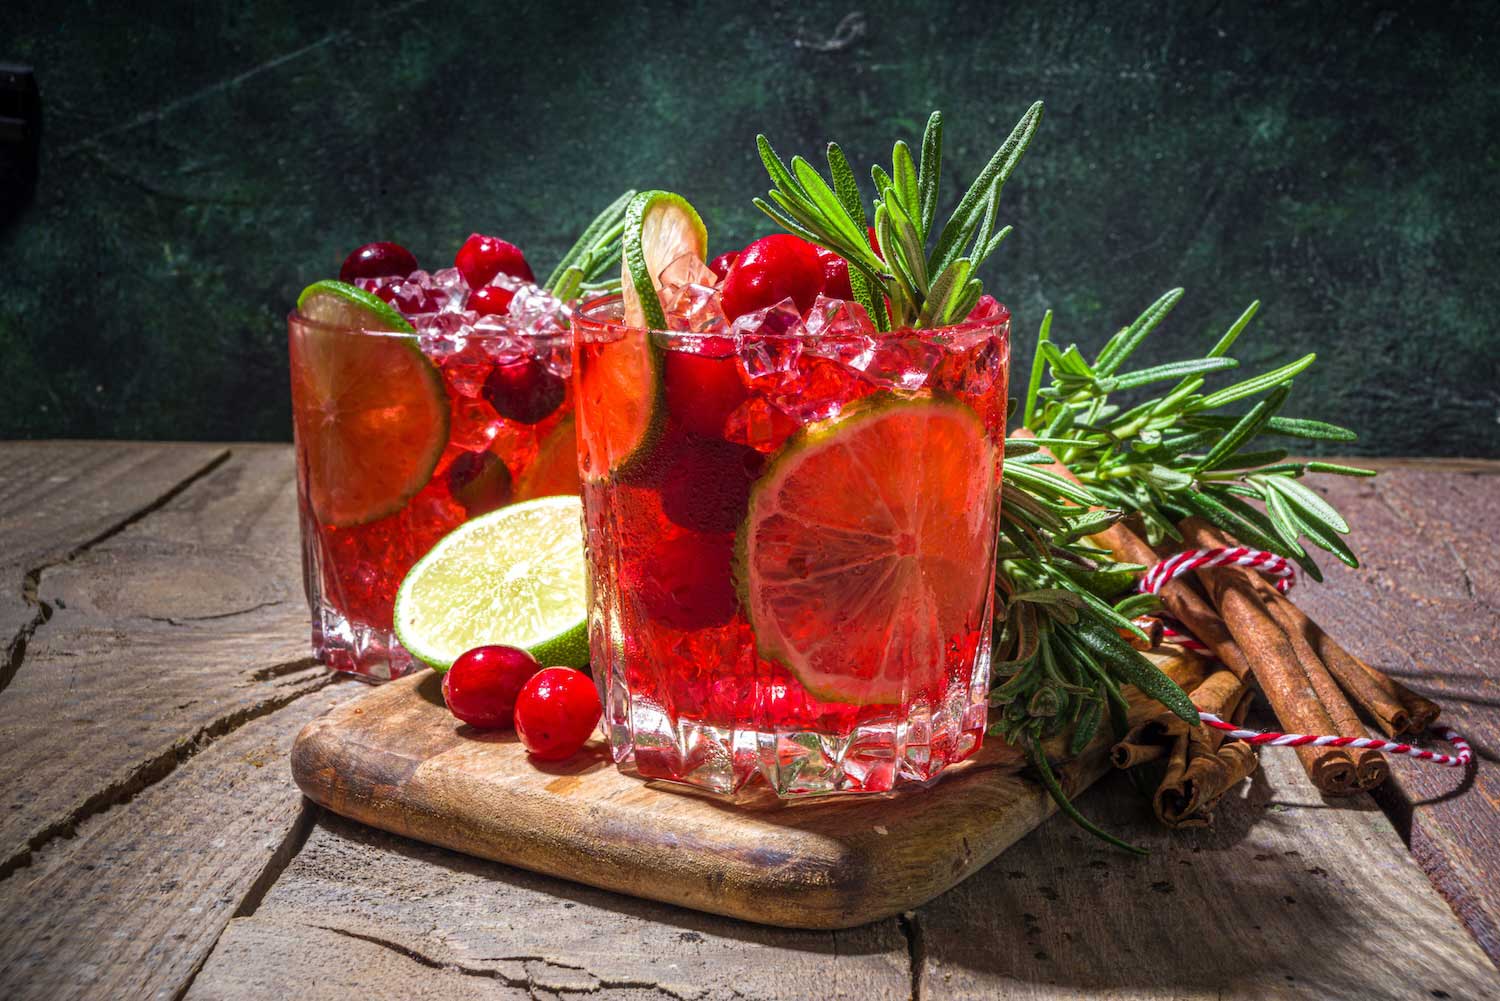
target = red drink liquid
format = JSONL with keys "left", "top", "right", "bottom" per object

{"left": 290, "top": 312, "right": 577, "bottom": 680}
{"left": 572, "top": 295, "right": 1009, "bottom": 796}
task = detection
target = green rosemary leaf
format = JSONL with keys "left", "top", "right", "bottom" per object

{"left": 1105, "top": 357, "right": 1238, "bottom": 392}
{"left": 1153, "top": 377, "right": 1207, "bottom": 418}
{"left": 756, "top": 135, "right": 804, "bottom": 203}
{"left": 754, "top": 195, "right": 824, "bottom": 244}
{"left": 1197, "top": 382, "right": 1291, "bottom": 471}
{"left": 1185, "top": 415, "right": 1358, "bottom": 442}
{"left": 544, "top": 189, "right": 636, "bottom": 291}
{"left": 1206, "top": 300, "right": 1261, "bottom": 358}
{"left": 931, "top": 100, "right": 1044, "bottom": 276}
{"left": 946, "top": 278, "right": 984, "bottom": 325}
{"left": 1094, "top": 288, "right": 1185, "bottom": 377}
{"left": 825, "top": 144, "right": 866, "bottom": 226}
{"left": 1073, "top": 585, "right": 1152, "bottom": 642}
{"left": 1027, "top": 734, "right": 1147, "bottom": 855}
{"left": 1261, "top": 483, "right": 1309, "bottom": 558}
{"left": 1305, "top": 461, "right": 1377, "bottom": 477}
{"left": 1142, "top": 464, "right": 1194, "bottom": 491}
{"left": 871, "top": 163, "right": 894, "bottom": 198}
{"left": 919, "top": 257, "right": 971, "bottom": 327}
{"left": 1291, "top": 507, "right": 1360, "bottom": 568}
{"left": 1180, "top": 489, "right": 1287, "bottom": 556}
{"left": 1112, "top": 592, "right": 1163, "bottom": 619}
{"left": 980, "top": 223, "right": 1012, "bottom": 263}
{"left": 1198, "top": 449, "right": 1291, "bottom": 472}
{"left": 1003, "top": 461, "right": 1100, "bottom": 506}
{"left": 1191, "top": 353, "right": 1317, "bottom": 410}
{"left": 882, "top": 194, "right": 930, "bottom": 293}
{"left": 1260, "top": 475, "right": 1350, "bottom": 534}
{"left": 918, "top": 111, "right": 943, "bottom": 240}
{"left": 1005, "top": 440, "right": 1041, "bottom": 458}
{"left": 891, "top": 140, "right": 920, "bottom": 224}
{"left": 791, "top": 156, "right": 866, "bottom": 248}
{"left": 1074, "top": 618, "right": 1198, "bottom": 725}
{"left": 1069, "top": 699, "right": 1104, "bottom": 757}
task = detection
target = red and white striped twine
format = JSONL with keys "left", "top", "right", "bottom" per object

{"left": 1128, "top": 546, "right": 1472, "bottom": 771}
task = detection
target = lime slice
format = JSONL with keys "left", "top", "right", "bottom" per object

{"left": 575, "top": 309, "right": 664, "bottom": 482}
{"left": 394, "top": 496, "right": 588, "bottom": 671}
{"left": 621, "top": 190, "right": 708, "bottom": 329}
{"left": 291, "top": 280, "right": 449, "bottom": 527}
{"left": 513, "top": 414, "right": 581, "bottom": 502}
{"left": 736, "top": 394, "right": 998, "bottom": 704}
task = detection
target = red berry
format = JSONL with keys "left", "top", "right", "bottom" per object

{"left": 468, "top": 284, "right": 516, "bottom": 317}
{"left": 370, "top": 278, "right": 440, "bottom": 316}
{"left": 514, "top": 667, "right": 602, "bottom": 760}
{"left": 720, "top": 235, "right": 824, "bottom": 321}
{"left": 340, "top": 242, "right": 418, "bottom": 283}
{"left": 658, "top": 435, "right": 763, "bottom": 534}
{"left": 664, "top": 349, "right": 747, "bottom": 438}
{"left": 447, "top": 449, "right": 513, "bottom": 516}
{"left": 455, "top": 233, "right": 535, "bottom": 288}
{"left": 636, "top": 533, "right": 739, "bottom": 631}
{"left": 483, "top": 356, "right": 566, "bottom": 424}
{"left": 707, "top": 251, "right": 740, "bottom": 283}
{"left": 814, "top": 246, "right": 853, "bottom": 300}
{"left": 442, "top": 645, "right": 543, "bottom": 729}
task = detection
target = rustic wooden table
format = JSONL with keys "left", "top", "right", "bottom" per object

{"left": 1, "top": 442, "right": 1497, "bottom": 1000}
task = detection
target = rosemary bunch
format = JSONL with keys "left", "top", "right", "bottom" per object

{"left": 754, "top": 103, "right": 1042, "bottom": 330}
{"left": 544, "top": 190, "right": 636, "bottom": 301}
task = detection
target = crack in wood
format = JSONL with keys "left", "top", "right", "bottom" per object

{"left": 145, "top": 598, "right": 289, "bottom": 628}
{"left": 0, "top": 669, "right": 333, "bottom": 882}
{"left": 1, "top": 448, "right": 232, "bottom": 701}
{"left": 898, "top": 911, "right": 924, "bottom": 1001}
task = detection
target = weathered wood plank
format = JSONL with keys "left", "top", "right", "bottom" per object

{"left": 0, "top": 679, "right": 360, "bottom": 1001}
{"left": 914, "top": 745, "right": 1500, "bottom": 1000}
{"left": 186, "top": 813, "right": 912, "bottom": 1001}
{"left": 0, "top": 441, "right": 229, "bottom": 695}
{"left": 0, "top": 445, "right": 326, "bottom": 878}
{"left": 1296, "top": 464, "right": 1500, "bottom": 960}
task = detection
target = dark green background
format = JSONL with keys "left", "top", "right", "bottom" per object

{"left": 2, "top": 1, "right": 1496, "bottom": 453}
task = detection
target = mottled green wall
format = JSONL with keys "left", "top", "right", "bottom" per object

{"left": 1, "top": 1, "right": 1496, "bottom": 453}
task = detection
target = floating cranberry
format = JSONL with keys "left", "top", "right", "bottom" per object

{"left": 483, "top": 356, "right": 566, "bottom": 424}
{"left": 370, "top": 278, "right": 440, "bottom": 316}
{"left": 659, "top": 435, "right": 763, "bottom": 534}
{"left": 636, "top": 533, "right": 739, "bottom": 631}
{"left": 707, "top": 250, "right": 740, "bottom": 283}
{"left": 447, "top": 449, "right": 513, "bottom": 516}
{"left": 664, "top": 349, "right": 747, "bottom": 439}
{"left": 720, "top": 235, "right": 824, "bottom": 320}
{"left": 455, "top": 233, "right": 535, "bottom": 288}
{"left": 468, "top": 284, "right": 516, "bottom": 317}
{"left": 514, "top": 667, "right": 602, "bottom": 760}
{"left": 815, "top": 246, "right": 853, "bottom": 300}
{"left": 442, "top": 645, "right": 543, "bottom": 729}
{"left": 340, "top": 242, "right": 418, "bottom": 283}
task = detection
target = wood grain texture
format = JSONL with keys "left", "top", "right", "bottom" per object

{"left": 292, "top": 653, "right": 1205, "bottom": 930}
{"left": 1294, "top": 465, "right": 1500, "bottom": 961}
{"left": 0, "top": 680, "right": 361, "bottom": 1001}
{"left": 0, "top": 444, "right": 326, "bottom": 878}
{"left": 188, "top": 812, "right": 912, "bottom": 1001}
{"left": 913, "top": 739, "right": 1499, "bottom": 1000}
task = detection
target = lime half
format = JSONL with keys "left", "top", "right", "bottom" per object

{"left": 394, "top": 496, "right": 589, "bottom": 671}
{"left": 736, "top": 394, "right": 998, "bottom": 704}
{"left": 291, "top": 280, "right": 449, "bottom": 527}
{"left": 621, "top": 190, "right": 708, "bottom": 329}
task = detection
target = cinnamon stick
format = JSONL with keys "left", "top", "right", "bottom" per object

{"left": 1182, "top": 520, "right": 1390, "bottom": 789}
{"left": 1176, "top": 519, "right": 1359, "bottom": 795}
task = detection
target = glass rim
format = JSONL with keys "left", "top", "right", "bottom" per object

{"left": 570, "top": 293, "right": 1010, "bottom": 347}
{"left": 286, "top": 308, "right": 573, "bottom": 345}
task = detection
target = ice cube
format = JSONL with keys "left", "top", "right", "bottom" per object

{"left": 414, "top": 310, "right": 477, "bottom": 361}
{"left": 730, "top": 297, "right": 806, "bottom": 339}
{"left": 507, "top": 285, "right": 569, "bottom": 335}
{"left": 662, "top": 282, "right": 727, "bottom": 334}
{"left": 860, "top": 334, "right": 943, "bottom": 391}
{"left": 439, "top": 340, "right": 494, "bottom": 397}
{"left": 658, "top": 251, "right": 718, "bottom": 289}
{"left": 430, "top": 267, "right": 470, "bottom": 311}
{"left": 804, "top": 294, "right": 875, "bottom": 337}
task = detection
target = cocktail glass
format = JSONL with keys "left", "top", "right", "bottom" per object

{"left": 289, "top": 301, "right": 577, "bottom": 680}
{"left": 571, "top": 293, "right": 1010, "bottom": 796}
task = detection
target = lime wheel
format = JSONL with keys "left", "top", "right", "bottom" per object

{"left": 292, "top": 280, "right": 449, "bottom": 527}
{"left": 736, "top": 394, "right": 998, "bottom": 704}
{"left": 513, "top": 414, "right": 582, "bottom": 501}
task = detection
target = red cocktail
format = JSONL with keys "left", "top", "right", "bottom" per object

{"left": 290, "top": 244, "right": 577, "bottom": 680}
{"left": 572, "top": 285, "right": 1009, "bottom": 796}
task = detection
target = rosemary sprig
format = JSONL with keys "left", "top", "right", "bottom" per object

{"left": 544, "top": 189, "right": 636, "bottom": 301}
{"left": 753, "top": 104, "right": 1043, "bottom": 330}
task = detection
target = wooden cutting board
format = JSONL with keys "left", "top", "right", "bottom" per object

{"left": 292, "top": 649, "right": 1203, "bottom": 929}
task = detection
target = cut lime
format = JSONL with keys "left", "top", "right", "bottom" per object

{"left": 291, "top": 280, "right": 449, "bottom": 527}
{"left": 621, "top": 190, "right": 708, "bottom": 329}
{"left": 736, "top": 394, "right": 998, "bottom": 704}
{"left": 575, "top": 309, "right": 664, "bottom": 482}
{"left": 513, "top": 414, "right": 581, "bottom": 502}
{"left": 394, "top": 496, "right": 588, "bottom": 671}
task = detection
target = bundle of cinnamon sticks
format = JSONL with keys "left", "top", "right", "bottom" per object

{"left": 1096, "top": 512, "right": 1442, "bottom": 818}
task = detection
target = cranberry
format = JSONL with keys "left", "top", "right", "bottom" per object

{"left": 468, "top": 284, "right": 516, "bottom": 317}
{"left": 720, "top": 235, "right": 824, "bottom": 320}
{"left": 455, "top": 233, "right": 535, "bottom": 288}
{"left": 707, "top": 250, "right": 740, "bottom": 283}
{"left": 483, "top": 357, "right": 566, "bottom": 424}
{"left": 442, "top": 645, "right": 543, "bottom": 729}
{"left": 659, "top": 436, "right": 763, "bottom": 534}
{"left": 447, "top": 449, "right": 513, "bottom": 516}
{"left": 636, "top": 533, "right": 739, "bottom": 631}
{"left": 340, "top": 242, "right": 418, "bottom": 283}
{"left": 371, "top": 278, "right": 440, "bottom": 316}
{"left": 815, "top": 246, "right": 853, "bottom": 300}
{"left": 664, "top": 349, "right": 747, "bottom": 439}
{"left": 514, "top": 667, "right": 602, "bottom": 760}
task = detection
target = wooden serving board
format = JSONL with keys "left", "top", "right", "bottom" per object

{"left": 292, "top": 649, "right": 1203, "bottom": 930}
